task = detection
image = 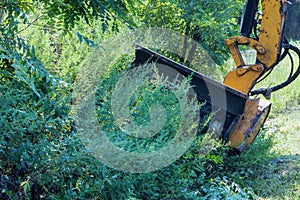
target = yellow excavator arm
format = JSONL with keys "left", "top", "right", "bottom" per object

{"left": 224, "top": 0, "right": 300, "bottom": 151}
{"left": 224, "top": 0, "right": 287, "bottom": 94}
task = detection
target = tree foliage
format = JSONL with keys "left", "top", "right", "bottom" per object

{"left": 0, "top": 0, "right": 137, "bottom": 90}
{"left": 133, "top": 0, "right": 244, "bottom": 64}
{"left": 0, "top": 0, "right": 134, "bottom": 34}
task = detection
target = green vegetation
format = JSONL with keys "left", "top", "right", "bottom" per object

{"left": 0, "top": 0, "right": 299, "bottom": 199}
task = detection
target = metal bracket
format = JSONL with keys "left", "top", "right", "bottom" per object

{"left": 237, "top": 64, "right": 264, "bottom": 76}
{"left": 225, "top": 36, "right": 266, "bottom": 68}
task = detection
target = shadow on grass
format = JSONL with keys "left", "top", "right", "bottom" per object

{"left": 252, "top": 154, "right": 300, "bottom": 199}
{"left": 205, "top": 129, "right": 300, "bottom": 199}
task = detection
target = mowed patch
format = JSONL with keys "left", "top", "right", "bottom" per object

{"left": 256, "top": 106, "right": 300, "bottom": 200}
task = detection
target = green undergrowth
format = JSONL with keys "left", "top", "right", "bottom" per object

{"left": 1, "top": 53, "right": 256, "bottom": 199}
{"left": 1, "top": 0, "right": 299, "bottom": 199}
{"left": 91, "top": 55, "right": 258, "bottom": 199}
{"left": 1, "top": 33, "right": 299, "bottom": 198}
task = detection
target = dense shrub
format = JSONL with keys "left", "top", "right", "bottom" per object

{"left": 0, "top": 51, "right": 256, "bottom": 199}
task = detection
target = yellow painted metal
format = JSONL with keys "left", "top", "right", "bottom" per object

{"left": 228, "top": 98, "right": 271, "bottom": 152}
{"left": 257, "top": 0, "right": 284, "bottom": 68}
{"left": 223, "top": 0, "right": 286, "bottom": 151}
{"left": 223, "top": 0, "right": 285, "bottom": 95}
{"left": 225, "top": 37, "right": 245, "bottom": 67}
{"left": 223, "top": 64, "right": 264, "bottom": 94}
{"left": 225, "top": 36, "right": 266, "bottom": 67}
{"left": 224, "top": 35, "right": 268, "bottom": 94}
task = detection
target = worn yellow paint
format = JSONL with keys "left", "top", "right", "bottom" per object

{"left": 257, "top": 0, "right": 283, "bottom": 68}
{"left": 223, "top": 0, "right": 285, "bottom": 94}
{"left": 225, "top": 36, "right": 266, "bottom": 68}
{"left": 224, "top": 35, "right": 268, "bottom": 94}
{"left": 224, "top": 64, "right": 264, "bottom": 94}
{"left": 223, "top": 0, "right": 286, "bottom": 150}
{"left": 228, "top": 98, "right": 271, "bottom": 152}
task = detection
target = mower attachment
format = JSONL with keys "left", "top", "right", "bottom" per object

{"left": 133, "top": 45, "right": 271, "bottom": 152}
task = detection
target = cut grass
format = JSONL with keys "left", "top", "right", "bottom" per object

{"left": 206, "top": 111, "right": 300, "bottom": 200}
{"left": 255, "top": 108, "right": 300, "bottom": 200}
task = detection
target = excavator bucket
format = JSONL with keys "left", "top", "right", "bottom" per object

{"left": 133, "top": 45, "right": 271, "bottom": 152}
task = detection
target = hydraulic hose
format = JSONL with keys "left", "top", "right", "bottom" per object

{"left": 250, "top": 44, "right": 300, "bottom": 97}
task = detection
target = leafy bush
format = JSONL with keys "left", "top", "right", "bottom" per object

{"left": 198, "top": 176, "right": 256, "bottom": 199}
